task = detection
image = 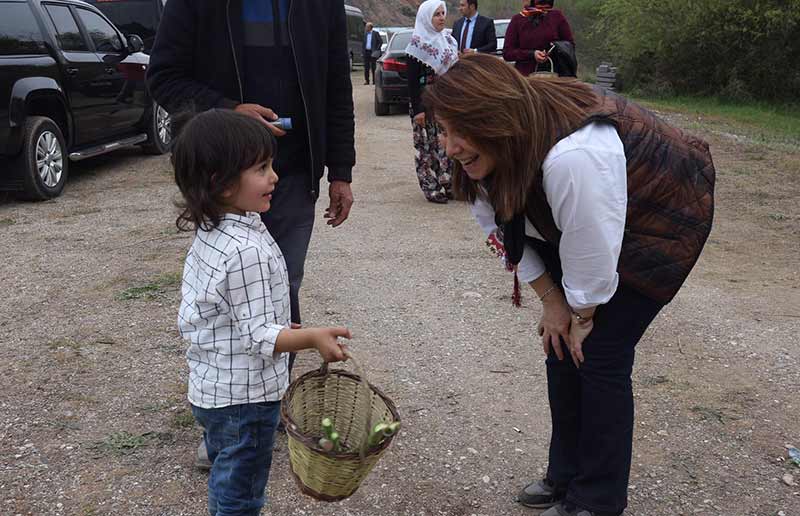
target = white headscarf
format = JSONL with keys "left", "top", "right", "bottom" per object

{"left": 405, "top": 0, "right": 459, "bottom": 75}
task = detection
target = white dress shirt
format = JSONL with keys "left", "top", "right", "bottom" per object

{"left": 470, "top": 122, "right": 628, "bottom": 309}
{"left": 178, "top": 212, "right": 290, "bottom": 409}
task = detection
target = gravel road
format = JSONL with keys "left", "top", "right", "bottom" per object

{"left": 1, "top": 75, "right": 798, "bottom": 516}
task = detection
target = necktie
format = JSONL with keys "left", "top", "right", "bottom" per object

{"left": 460, "top": 19, "right": 471, "bottom": 51}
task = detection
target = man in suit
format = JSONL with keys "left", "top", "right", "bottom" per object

{"left": 453, "top": 0, "right": 496, "bottom": 54}
{"left": 362, "top": 22, "right": 383, "bottom": 85}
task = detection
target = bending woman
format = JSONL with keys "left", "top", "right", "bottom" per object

{"left": 424, "top": 54, "right": 715, "bottom": 516}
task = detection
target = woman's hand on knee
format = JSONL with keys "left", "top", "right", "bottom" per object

{"left": 538, "top": 293, "right": 572, "bottom": 360}
{"left": 567, "top": 317, "right": 593, "bottom": 368}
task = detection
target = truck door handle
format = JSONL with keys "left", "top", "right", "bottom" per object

{"left": 105, "top": 67, "right": 115, "bottom": 75}
{"left": 65, "top": 67, "right": 78, "bottom": 75}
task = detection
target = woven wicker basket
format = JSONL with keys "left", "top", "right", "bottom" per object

{"left": 280, "top": 355, "right": 401, "bottom": 502}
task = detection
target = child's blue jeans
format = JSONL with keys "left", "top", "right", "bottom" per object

{"left": 191, "top": 401, "right": 281, "bottom": 516}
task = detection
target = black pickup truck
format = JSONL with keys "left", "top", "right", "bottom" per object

{"left": 0, "top": 0, "right": 170, "bottom": 200}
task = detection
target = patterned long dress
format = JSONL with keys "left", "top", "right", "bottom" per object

{"left": 407, "top": 58, "right": 453, "bottom": 203}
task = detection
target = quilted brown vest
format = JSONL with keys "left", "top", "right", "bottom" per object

{"left": 526, "top": 88, "right": 716, "bottom": 304}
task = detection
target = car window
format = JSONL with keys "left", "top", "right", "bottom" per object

{"left": 44, "top": 4, "right": 89, "bottom": 52}
{"left": 75, "top": 7, "right": 123, "bottom": 52}
{"left": 0, "top": 2, "right": 47, "bottom": 55}
{"left": 84, "top": 0, "right": 158, "bottom": 50}
{"left": 390, "top": 31, "right": 412, "bottom": 50}
{"left": 346, "top": 12, "right": 363, "bottom": 42}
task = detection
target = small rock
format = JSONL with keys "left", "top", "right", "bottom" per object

{"left": 462, "top": 291, "right": 482, "bottom": 299}
{"left": 467, "top": 447, "right": 478, "bottom": 455}
{"left": 782, "top": 473, "right": 797, "bottom": 486}
{"left": 482, "top": 475, "right": 490, "bottom": 483}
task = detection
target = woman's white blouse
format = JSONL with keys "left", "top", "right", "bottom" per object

{"left": 471, "top": 122, "right": 628, "bottom": 309}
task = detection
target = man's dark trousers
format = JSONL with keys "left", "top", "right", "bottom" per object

{"left": 260, "top": 172, "right": 316, "bottom": 370}
{"left": 364, "top": 55, "right": 376, "bottom": 84}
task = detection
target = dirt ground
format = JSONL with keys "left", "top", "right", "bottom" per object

{"left": 1, "top": 75, "right": 799, "bottom": 516}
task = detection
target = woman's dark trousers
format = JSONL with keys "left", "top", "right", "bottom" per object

{"left": 528, "top": 238, "right": 664, "bottom": 515}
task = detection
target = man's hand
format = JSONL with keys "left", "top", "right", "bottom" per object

{"left": 413, "top": 112, "right": 426, "bottom": 127}
{"left": 534, "top": 50, "right": 548, "bottom": 63}
{"left": 325, "top": 180, "right": 354, "bottom": 227}
{"left": 234, "top": 103, "right": 286, "bottom": 136}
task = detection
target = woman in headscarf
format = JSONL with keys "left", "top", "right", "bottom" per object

{"left": 503, "top": 0, "right": 575, "bottom": 77}
{"left": 423, "top": 54, "right": 715, "bottom": 516}
{"left": 405, "top": 0, "right": 458, "bottom": 204}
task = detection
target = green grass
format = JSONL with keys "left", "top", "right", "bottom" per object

{"left": 117, "top": 272, "right": 182, "bottom": 301}
{"left": 0, "top": 218, "right": 15, "bottom": 226}
{"left": 92, "top": 431, "right": 152, "bottom": 456}
{"left": 630, "top": 95, "right": 800, "bottom": 144}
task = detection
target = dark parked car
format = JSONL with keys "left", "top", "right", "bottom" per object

{"left": 345, "top": 3, "right": 365, "bottom": 70}
{"left": 0, "top": 0, "right": 171, "bottom": 200}
{"left": 374, "top": 29, "right": 412, "bottom": 116}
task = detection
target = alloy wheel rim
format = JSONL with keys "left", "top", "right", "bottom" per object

{"left": 36, "top": 131, "right": 63, "bottom": 188}
{"left": 156, "top": 105, "right": 171, "bottom": 145}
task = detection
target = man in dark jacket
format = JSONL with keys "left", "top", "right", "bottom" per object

{"left": 147, "top": 0, "right": 354, "bottom": 327}
{"left": 146, "top": 0, "right": 355, "bottom": 470}
{"left": 362, "top": 22, "right": 383, "bottom": 85}
{"left": 453, "top": 0, "right": 497, "bottom": 54}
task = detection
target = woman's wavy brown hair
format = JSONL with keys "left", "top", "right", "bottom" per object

{"left": 423, "top": 53, "right": 600, "bottom": 221}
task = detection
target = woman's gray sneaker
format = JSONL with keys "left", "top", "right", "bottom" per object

{"left": 516, "top": 478, "right": 565, "bottom": 509}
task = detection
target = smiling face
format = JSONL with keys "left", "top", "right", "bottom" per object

{"left": 437, "top": 118, "right": 496, "bottom": 180}
{"left": 432, "top": 5, "right": 447, "bottom": 32}
{"left": 223, "top": 159, "right": 279, "bottom": 214}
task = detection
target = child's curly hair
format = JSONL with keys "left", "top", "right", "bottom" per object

{"left": 171, "top": 109, "right": 276, "bottom": 231}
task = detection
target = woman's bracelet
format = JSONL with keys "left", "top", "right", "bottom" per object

{"left": 571, "top": 310, "right": 593, "bottom": 324}
{"left": 539, "top": 285, "right": 558, "bottom": 301}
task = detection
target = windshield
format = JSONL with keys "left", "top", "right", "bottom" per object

{"left": 495, "top": 21, "right": 509, "bottom": 37}
{"left": 390, "top": 31, "right": 412, "bottom": 51}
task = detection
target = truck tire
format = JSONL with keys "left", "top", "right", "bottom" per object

{"left": 141, "top": 101, "right": 172, "bottom": 155}
{"left": 15, "top": 116, "right": 68, "bottom": 200}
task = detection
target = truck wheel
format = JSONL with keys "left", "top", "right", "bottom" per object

{"left": 142, "top": 101, "right": 171, "bottom": 155}
{"left": 374, "top": 92, "right": 390, "bottom": 116}
{"left": 15, "top": 116, "right": 68, "bottom": 200}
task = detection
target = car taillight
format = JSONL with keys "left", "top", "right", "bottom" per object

{"left": 382, "top": 58, "right": 407, "bottom": 73}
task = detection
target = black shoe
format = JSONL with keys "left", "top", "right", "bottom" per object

{"left": 363, "top": 81, "right": 370, "bottom": 85}
{"left": 516, "top": 478, "right": 565, "bottom": 509}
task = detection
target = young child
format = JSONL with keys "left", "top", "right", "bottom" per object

{"left": 172, "top": 109, "right": 350, "bottom": 515}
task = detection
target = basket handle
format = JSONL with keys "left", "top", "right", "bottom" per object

{"left": 319, "top": 350, "right": 373, "bottom": 460}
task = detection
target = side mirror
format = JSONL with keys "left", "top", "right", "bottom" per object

{"left": 126, "top": 34, "right": 144, "bottom": 54}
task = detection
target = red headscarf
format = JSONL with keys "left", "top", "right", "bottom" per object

{"left": 520, "top": 0, "right": 553, "bottom": 17}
